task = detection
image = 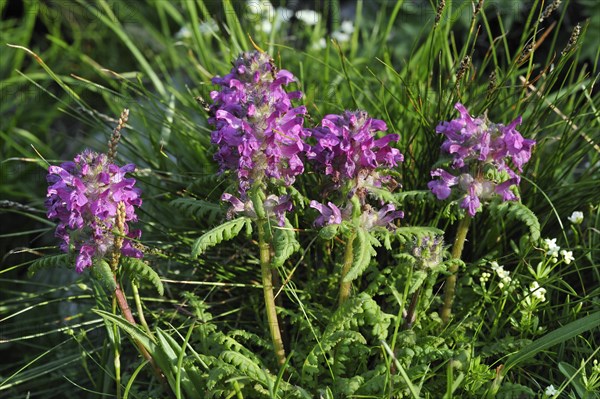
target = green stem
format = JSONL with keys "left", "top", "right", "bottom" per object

{"left": 131, "top": 281, "right": 152, "bottom": 337}
{"left": 338, "top": 231, "right": 357, "bottom": 306}
{"left": 257, "top": 218, "right": 286, "bottom": 366}
{"left": 112, "top": 296, "right": 121, "bottom": 399}
{"left": 440, "top": 215, "right": 471, "bottom": 324}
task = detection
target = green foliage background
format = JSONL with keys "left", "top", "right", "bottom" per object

{"left": 1, "top": 0, "right": 599, "bottom": 397}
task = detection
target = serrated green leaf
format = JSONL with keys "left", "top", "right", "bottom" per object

{"left": 170, "top": 197, "right": 223, "bottom": 225}
{"left": 121, "top": 257, "right": 164, "bottom": 296}
{"left": 28, "top": 253, "right": 71, "bottom": 277}
{"left": 343, "top": 228, "right": 375, "bottom": 283}
{"left": 191, "top": 217, "right": 250, "bottom": 258}
{"left": 272, "top": 220, "right": 300, "bottom": 267}
{"left": 92, "top": 259, "right": 117, "bottom": 292}
{"left": 489, "top": 201, "right": 540, "bottom": 242}
{"left": 319, "top": 224, "right": 340, "bottom": 240}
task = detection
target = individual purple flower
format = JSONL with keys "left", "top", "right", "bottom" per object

{"left": 428, "top": 169, "right": 458, "bottom": 200}
{"left": 45, "top": 149, "right": 142, "bottom": 272}
{"left": 222, "top": 192, "right": 292, "bottom": 227}
{"left": 310, "top": 201, "right": 343, "bottom": 227}
{"left": 428, "top": 103, "right": 536, "bottom": 217}
{"left": 307, "top": 110, "right": 403, "bottom": 186}
{"left": 359, "top": 204, "right": 404, "bottom": 231}
{"left": 209, "top": 51, "right": 308, "bottom": 194}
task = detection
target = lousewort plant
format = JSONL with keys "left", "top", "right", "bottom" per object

{"left": 429, "top": 103, "right": 535, "bottom": 323}
{"left": 199, "top": 50, "right": 309, "bottom": 366}
{"left": 307, "top": 110, "right": 404, "bottom": 305}
{"left": 45, "top": 149, "right": 142, "bottom": 272}
{"left": 44, "top": 110, "right": 162, "bottom": 387}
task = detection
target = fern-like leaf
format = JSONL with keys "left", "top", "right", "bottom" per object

{"left": 192, "top": 217, "right": 251, "bottom": 258}
{"left": 28, "top": 253, "right": 72, "bottom": 277}
{"left": 92, "top": 259, "right": 117, "bottom": 292}
{"left": 395, "top": 190, "right": 434, "bottom": 203}
{"left": 489, "top": 201, "right": 541, "bottom": 242}
{"left": 343, "top": 228, "right": 375, "bottom": 283}
{"left": 272, "top": 219, "right": 300, "bottom": 267}
{"left": 121, "top": 257, "right": 164, "bottom": 296}
{"left": 170, "top": 197, "right": 223, "bottom": 225}
{"left": 220, "top": 350, "right": 267, "bottom": 384}
{"left": 301, "top": 330, "right": 366, "bottom": 381}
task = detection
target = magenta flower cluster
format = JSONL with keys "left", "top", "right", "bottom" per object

{"left": 428, "top": 103, "right": 535, "bottom": 216}
{"left": 307, "top": 111, "right": 403, "bottom": 185}
{"left": 45, "top": 149, "right": 143, "bottom": 273}
{"left": 209, "top": 51, "right": 308, "bottom": 194}
{"left": 308, "top": 110, "right": 404, "bottom": 229}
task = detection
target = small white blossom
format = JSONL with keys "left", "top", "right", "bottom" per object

{"left": 247, "top": 0, "right": 274, "bottom": 15}
{"left": 312, "top": 38, "right": 327, "bottom": 50}
{"left": 544, "top": 238, "right": 560, "bottom": 258}
{"left": 295, "top": 9, "right": 320, "bottom": 25}
{"left": 560, "top": 250, "right": 574, "bottom": 264}
{"left": 340, "top": 20, "right": 355, "bottom": 34}
{"left": 491, "top": 262, "right": 510, "bottom": 279}
{"left": 530, "top": 281, "right": 547, "bottom": 302}
{"left": 567, "top": 211, "right": 584, "bottom": 224}
{"left": 331, "top": 30, "right": 350, "bottom": 43}
{"left": 545, "top": 384, "right": 557, "bottom": 395}
{"left": 175, "top": 26, "right": 191, "bottom": 39}
{"left": 261, "top": 19, "right": 273, "bottom": 34}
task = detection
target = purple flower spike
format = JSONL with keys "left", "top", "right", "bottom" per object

{"left": 428, "top": 103, "right": 536, "bottom": 216}
{"left": 45, "top": 149, "right": 143, "bottom": 273}
{"left": 308, "top": 110, "right": 403, "bottom": 185}
{"left": 209, "top": 51, "right": 308, "bottom": 195}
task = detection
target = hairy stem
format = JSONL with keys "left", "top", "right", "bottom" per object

{"left": 257, "top": 219, "right": 286, "bottom": 366}
{"left": 338, "top": 231, "right": 357, "bottom": 306}
{"left": 440, "top": 215, "right": 471, "bottom": 324}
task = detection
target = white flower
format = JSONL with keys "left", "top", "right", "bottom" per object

{"left": 340, "top": 20, "right": 355, "bottom": 34}
{"left": 331, "top": 30, "right": 350, "bottom": 43}
{"left": 295, "top": 9, "right": 320, "bottom": 25}
{"left": 545, "top": 384, "right": 557, "bottom": 395}
{"left": 491, "top": 262, "right": 510, "bottom": 279}
{"left": 560, "top": 250, "right": 574, "bottom": 264}
{"left": 543, "top": 238, "right": 560, "bottom": 258}
{"left": 567, "top": 211, "right": 584, "bottom": 224}
{"left": 260, "top": 19, "right": 273, "bottom": 34}
{"left": 247, "top": 0, "right": 274, "bottom": 15}
{"left": 530, "top": 281, "right": 547, "bottom": 302}
{"left": 175, "top": 26, "right": 191, "bottom": 39}
{"left": 199, "top": 20, "right": 218, "bottom": 35}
